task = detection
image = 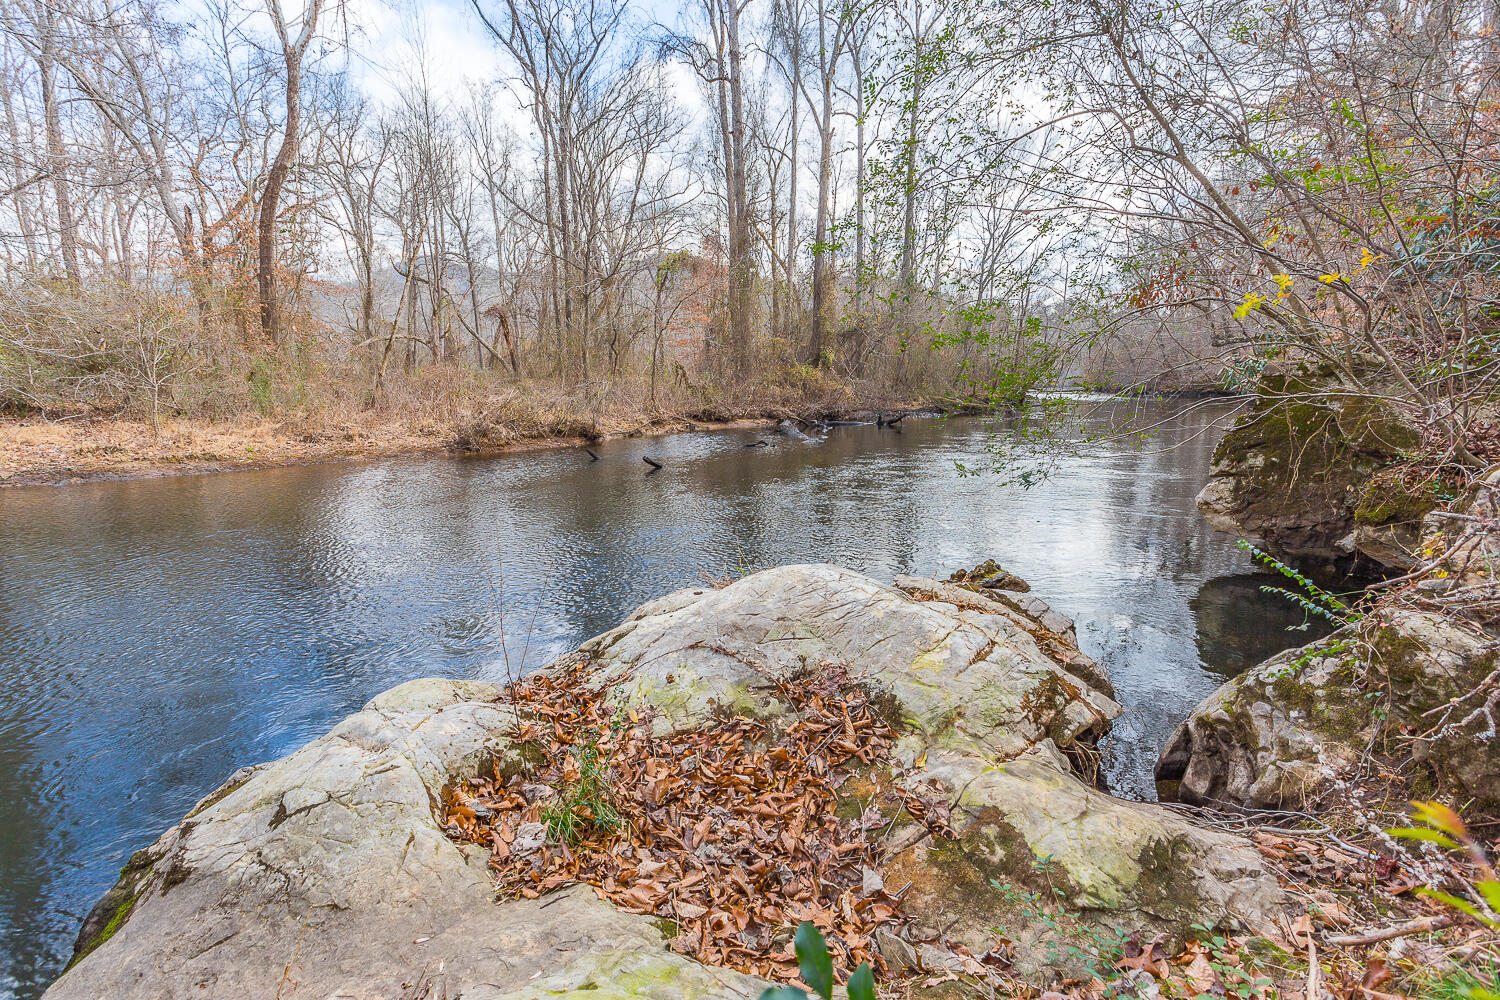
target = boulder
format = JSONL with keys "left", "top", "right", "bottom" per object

{"left": 887, "top": 752, "right": 1291, "bottom": 978}
{"left": 1154, "top": 632, "right": 1366, "bottom": 809}
{"left": 50, "top": 565, "right": 1297, "bottom": 997}
{"left": 463, "top": 950, "right": 769, "bottom": 1000}
{"left": 571, "top": 565, "right": 1120, "bottom": 760}
{"left": 1196, "top": 365, "right": 1433, "bottom": 574}
{"left": 948, "top": 558, "right": 1032, "bottom": 594}
{"left": 1416, "top": 465, "right": 1500, "bottom": 605}
{"left": 890, "top": 573, "right": 1112, "bottom": 699}
{"left": 1157, "top": 609, "right": 1500, "bottom": 814}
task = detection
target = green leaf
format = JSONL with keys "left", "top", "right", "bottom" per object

{"left": 1387, "top": 827, "right": 1461, "bottom": 850}
{"left": 1416, "top": 887, "right": 1492, "bottom": 926}
{"left": 795, "top": 922, "right": 835, "bottom": 1000}
{"left": 847, "top": 963, "right": 876, "bottom": 1000}
{"left": 1478, "top": 879, "right": 1500, "bottom": 916}
{"left": 760, "top": 989, "right": 811, "bottom": 1000}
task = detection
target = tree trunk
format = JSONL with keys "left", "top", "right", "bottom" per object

{"left": 852, "top": 38, "right": 867, "bottom": 311}
{"left": 258, "top": 56, "right": 301, "bottom": 344}
{"left": 257, "top": 0, "right": 322, "bottom": 346}
{"left": 726, "top": 0, "right": 752, "bottom": 373}
{"left": 35, "top": 6, "right": 80, "bottom": 282}
{"left": 786, "top": 22, "right": 799, "bottom": 339}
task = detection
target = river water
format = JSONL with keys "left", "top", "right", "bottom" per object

{"left": 0, "top": 398, "right": 1329, "bottom": 997}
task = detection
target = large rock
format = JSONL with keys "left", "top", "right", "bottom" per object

{"left": 50, "top": 565, "right": 1297, "bottom": 997}
{"left": 45, "top": 677, "right": 693, "bottom": 1000}
{"left": 1416, "top": 465, "right": 1500, "bottom": 608}
{"left": 1157, "top": 609, "right": 1500, "bottom": 814}
{"left": 572, "top": 565, "right": 1120, "bottom": 761}
{"left": 888, "top": 752, "right": 1291, "bottom": 977}
{"left": 892, "top": 573, "right": 1111, "bottom": 697}
{"left": 464, "top": 950, "right": 769, "bottom": 1000}
{"left": 1197, "top": 365, "right": 1432, "bottom": 574}
{"left": 567, "top": 567, "right": 1293, "bottom": 972}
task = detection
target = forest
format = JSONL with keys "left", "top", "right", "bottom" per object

{"left": 1, "top": 0, "right": 1493, "bottom": 467}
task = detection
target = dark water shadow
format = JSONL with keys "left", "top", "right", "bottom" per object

{"left": 1191, "top": 572, "right": 1339, "bottom": 678}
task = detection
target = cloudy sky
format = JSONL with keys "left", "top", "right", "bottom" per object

{"left": 333, "top": 0, "right": 710, "bottom": 127}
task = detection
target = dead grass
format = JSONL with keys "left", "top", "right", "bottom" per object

{"left": 0, "top": 371, "right": 928, "bottom": 487}
{"left": 1, "top": 281, "right": 967, "bottom": 485}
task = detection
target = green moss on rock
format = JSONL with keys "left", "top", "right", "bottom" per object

{"left": 1352, "top": 472, "right": 1440, "bottom": 528}
{"left": 66, "top": 845, "right": 159, "bottom": 971}
{"left": 1199, "top": 363, "right": 1424, "bottom": 572}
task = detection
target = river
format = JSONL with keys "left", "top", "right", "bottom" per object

{"left": 0, "top": 398, "right": 1328, "bottom": 997}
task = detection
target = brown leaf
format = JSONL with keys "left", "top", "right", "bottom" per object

{"left": 1361, "top": 958, "right": 1392, "bottom": 993}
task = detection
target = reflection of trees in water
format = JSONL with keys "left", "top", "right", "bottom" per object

{"left": 1191, "top": 573, "right": 1336, "bottom": 678}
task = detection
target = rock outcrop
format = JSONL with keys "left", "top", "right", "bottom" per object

{"left": 1156, "top": 609, "right": 1500, "bottom": 813}
{"left": 1196, "top": 366, "right": 1434, "bottom": 574}
{"left": 885, "top": 751, "right": 1291, "bottom": 977}
{"left": 1416, "top": 466, "right": 1500, "bottom": 603}
{"left": 48, "top": 677, "right": 685, "bottom": 1000}
{"left": 49, "top": 565, "right": 1297, "bottom": 999}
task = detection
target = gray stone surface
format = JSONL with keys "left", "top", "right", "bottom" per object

{"left": 573, "top": 565, "right": 1120, "bottom": 760}
{"left": 46, "top": 681, "right": 667, "bottom": 1000}
{"left": 463, "top": 949, "right": 770, "bottom": 1000}
{"left": 889, "top": 753, "right": 1293, "bottom": 977}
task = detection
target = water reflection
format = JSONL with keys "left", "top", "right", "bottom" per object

{"left": 0, "top": 398, "right": 1319, "bottom": 997}
{"left": 1192, "top": 573, "right": 1338, "bottom": 678}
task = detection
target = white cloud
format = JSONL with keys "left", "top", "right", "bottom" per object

{"left": 341, "top": 0, "right": 514, "bottom": 110}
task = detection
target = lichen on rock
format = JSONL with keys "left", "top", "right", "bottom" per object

{"left": 1156, "top": 609, "right": 1500, "bottom": 813}
{"left": 887, "top": 752, "right": 1291, "bottom": 978}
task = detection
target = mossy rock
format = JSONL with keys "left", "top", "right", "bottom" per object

{"left": 463, "top": 949, "right": 770, "bottom": 1000}
{"left": 1158, "top": 610, "right": 1500, "bottom": 815}
{"left": 1352, "top": 471, "right": 1441, "bottom": 528}
{"left": 885, "top": 753, "right": 1293, "bottom": 981}
{"left": 66, "top": 840, "right": 163, "bottom": 971}
{"left": 1199, "top": 364, "right": 1424, "bottom": 573}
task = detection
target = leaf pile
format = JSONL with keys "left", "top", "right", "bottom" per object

{"left": 441, "top": 662, "right": 913, "bottom": 982}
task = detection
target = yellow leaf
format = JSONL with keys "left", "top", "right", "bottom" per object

{"left": 1412, "top": 800, "right": 1466, "bottom": 839}
{"left": 1234, "top": 292, "right": 1266, "bottom": 319}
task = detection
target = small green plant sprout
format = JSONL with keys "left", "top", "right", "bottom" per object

{"left": 1389, "top": 800, "right": 1500, "bottom": 933}
{"left": 987, "top": 878, "right": 1127, "bottom": 982}
{"left": 758, "top": 922, "right": 876, "bottom": 1000}
{"left": 1185, "top": 922, "right": 1279, "bottom": 1000}
{"left": 1238, "top": 541, "right": 1361, "bottom": 626}
{"left": 540, "top": 734, "right": 621, "bottom": 846}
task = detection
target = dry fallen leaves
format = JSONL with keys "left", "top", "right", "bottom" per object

{"left": 441, "top": 662, "right": 916, "bottom": 982}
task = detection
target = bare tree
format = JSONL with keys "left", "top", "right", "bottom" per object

{"left": 256, "top": 0, "right": 325, "bottom": 344}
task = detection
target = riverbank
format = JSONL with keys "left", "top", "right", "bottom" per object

{"left": 0, "top": 396, "right": 932, "bottom": 488}
{"left": 0, "top": 398, "right": 1268, "bottom": 996}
